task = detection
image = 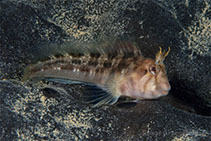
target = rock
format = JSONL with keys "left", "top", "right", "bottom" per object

{"left": 0, "top": 0, "right": 210, "bottom": 140}
{"left": 0, "top": 80, "right": 211, "bottom": 140}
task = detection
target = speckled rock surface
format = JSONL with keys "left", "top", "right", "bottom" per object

{"left": 0, "top": 0, "right": 210, "bottom": 140}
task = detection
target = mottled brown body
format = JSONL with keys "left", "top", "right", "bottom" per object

{"left": 23, "top": 40, "right": 171, "bottom": 107}
{"left": 25, "top": 54, "right": 141, "bottom": 85}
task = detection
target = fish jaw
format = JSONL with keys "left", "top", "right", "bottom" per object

{"left": 118, "top": 78, "right": 169, "bottom": 100}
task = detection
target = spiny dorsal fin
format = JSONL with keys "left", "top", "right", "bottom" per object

{"left": 97, "top": 39, "right": 142, "bottom": 57}
{"left": 30, "top": 39, "right": 143, "bottom": 62}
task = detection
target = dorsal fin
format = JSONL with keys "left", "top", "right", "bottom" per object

{"left": 103, "top": 39, "right": 142, "bottom": 57}
{"left": 30, "top": 38, "right": 143, "bottom": 62}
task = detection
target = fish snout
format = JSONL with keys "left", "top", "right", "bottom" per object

{"left": 159, "top": 82, "right": 171, "bottom": 95}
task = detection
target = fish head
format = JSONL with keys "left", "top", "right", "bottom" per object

{"left": 120, "top": 48, "right": 171, "bottom": 99}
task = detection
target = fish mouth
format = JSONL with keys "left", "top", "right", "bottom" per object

{"left": 159, "top": 90, "right": 169, "bottom": 95}
{"left": 148, "top": 90, "right": 169, "bottom": 99}
{"left": 135, "top": 90, "right": 169, "bottom": 99}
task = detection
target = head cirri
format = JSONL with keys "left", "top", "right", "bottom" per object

{"left": 119, "top": 47, "right": 171, "bottom": 99}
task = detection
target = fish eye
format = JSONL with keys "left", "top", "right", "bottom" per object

{"left": 149, "top": 65, "right": 156, "bottom": 75}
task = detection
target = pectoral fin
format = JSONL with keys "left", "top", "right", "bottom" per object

{"left": 81, "top": 84, "right": 120, "bottom": 107}
{"left": 42, "top": 78, "right": 120, "bottom": 107}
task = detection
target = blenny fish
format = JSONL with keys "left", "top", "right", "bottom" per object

{"left": 23, "top": 40, "right": 171, "bottom": 107}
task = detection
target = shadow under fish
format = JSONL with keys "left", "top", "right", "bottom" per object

{"left": 23, "top": 39, "right": 171, "bottom": 107}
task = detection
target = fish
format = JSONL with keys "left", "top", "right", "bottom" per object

{"left": 23, "top": 39, "right": 171, "bottom": 107}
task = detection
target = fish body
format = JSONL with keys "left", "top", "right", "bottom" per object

{"left": 23, "top": 40, "right": 171, "bottom": 107}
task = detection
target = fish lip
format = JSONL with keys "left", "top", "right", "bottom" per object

{"left": 139, "top": 93, "right": 161, "bottom": 99}
{"left": 159, "top": 90, "right": 169, "bottom": 95}
{"left": 136, "top": 90, "right": 169, "bottom": 99}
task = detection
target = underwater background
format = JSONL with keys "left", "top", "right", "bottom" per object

{"left": 0, "top": 0, "right": 210, "bottom": 140}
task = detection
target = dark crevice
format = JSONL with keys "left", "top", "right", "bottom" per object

{"left": 160, "top": 77, "right": 211, "bottom": 116}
